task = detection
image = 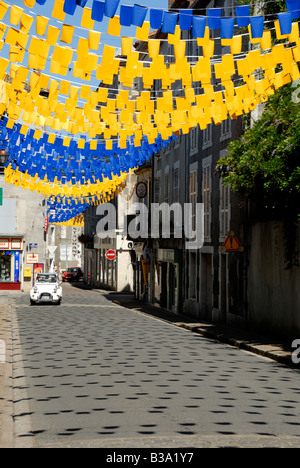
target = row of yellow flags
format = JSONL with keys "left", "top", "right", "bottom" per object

{"left": 0, "top": 0, "right": 300, "bottom": 225}
{"left": 1, "top": 35, "right": 300, "bottom": 146}
{"left": 4, "top": 163, "right": 130, "bottom": 202}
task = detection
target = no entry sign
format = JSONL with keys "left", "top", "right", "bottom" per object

{"left": 106, "top": 250, "right": 116, "bottom": 261}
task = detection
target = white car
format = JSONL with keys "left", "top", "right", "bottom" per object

{"left": 30, "top": 273, "right": 62, "bottom": 306}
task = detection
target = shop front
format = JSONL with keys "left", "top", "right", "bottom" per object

{"left": 0, "top": 236, "right": 23, "bottom": 290}
{"left": 93, "top": 236, "right": 134, "bottom": 292}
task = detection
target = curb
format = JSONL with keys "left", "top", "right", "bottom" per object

{"left": 111, "top": 299, "right": 295, "bottom": 368}
{"left": 0, "top": 297, "right": 14, "bottom": 448}
{"left": 178, "top": 324, "right": 293, "bottom": 366}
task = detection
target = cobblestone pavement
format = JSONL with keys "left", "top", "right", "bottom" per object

{"left": 3, "top": 286, "right": 300, "bottom": 448}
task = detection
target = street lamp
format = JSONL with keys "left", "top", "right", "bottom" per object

{"left": 0, "top": 148, "right": 8, "bottom": 164}
{"left": 0, "top": 148, "right": 8, "bottom": 174}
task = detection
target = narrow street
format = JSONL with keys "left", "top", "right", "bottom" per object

{"left": 5, "top": 284, "right": 300, "bottom": 448}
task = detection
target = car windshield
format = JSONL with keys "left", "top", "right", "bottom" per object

{"left": 36, "top": 274, "right": 57, "bottom": 284}
{"left": 67, "top": 268, "right": 79, "bottom": 272}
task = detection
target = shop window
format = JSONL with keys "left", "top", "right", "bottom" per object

{"left": 0, "top": 252, "right": 12, "bottom": 282}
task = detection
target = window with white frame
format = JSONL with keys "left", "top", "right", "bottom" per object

{"left": 190, "top": 169, "right": 197, "bottom": 232}
{"left": 220, "top": 180, "right": 231, "bottom": 240}
{"left": 202, "top": 157, "right": 212, "bottom": 240}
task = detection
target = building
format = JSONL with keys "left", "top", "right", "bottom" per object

{"left": 134, "top": 0, "right": 300, "bottom": 339}
{"left": 83, "top": 172, "right": 138, "bottom": 292}
{"left": 48, "top": 224, "right": 83, "bottom": 276}
{"left": 0, "top": 154, "right": 48, "bottom": 291}
{"left": 129, "top": 0, "right": 246, "bottom": 319}
{"left": 81, "top": 0, "right": 300, "bottom": 339}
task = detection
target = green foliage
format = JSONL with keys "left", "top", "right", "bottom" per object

{"left": 237, "top": 0, "right": 286, "bottom": 16}
{"left": 216, "top": 84, "right": 300, "bottom": 215}
{"left": 216, "top": 83, "right": 300, "bottom": 268}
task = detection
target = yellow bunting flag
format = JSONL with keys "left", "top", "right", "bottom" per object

{"left": 52, "top": 0, "right": 65, "bottom": 21}
{"left": 10, "top": 5, "right": 23, "bottom": 26}
{"left": 88, "top": 30, "right": 101, "bottom": 50}
{"left": 0, "top": 1, "right": 9, "bottom": 21}
{"left": 47, "top": 25, "right": 60, "bottom": 45}
{"left": 81, "top": 8, "right": 94, "bottom": 30}
{"left": 107, "top": 16, "right": 121, "bottom": 37}
{"left": 61, "top": 24, "right": 75, "bottom": 44}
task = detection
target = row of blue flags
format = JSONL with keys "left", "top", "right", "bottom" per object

{"left": 0, "top": 117, "right": 176, "bottom": 185}
{"left": 30, "top": 1, "right": 300, "bottom": 39}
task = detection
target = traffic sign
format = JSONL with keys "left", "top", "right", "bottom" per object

{"left": 106, "top": 250, "right": 116, "bottom": 261}
{"left": 223, "top": 232, "right": 241, "bottom": 252}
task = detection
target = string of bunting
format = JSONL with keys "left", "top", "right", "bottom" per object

{"left": 0, "top": 0, "right": 299, "bottom": 225}
{"left": 3, "top": 0, "right": 298, "bottom": 38}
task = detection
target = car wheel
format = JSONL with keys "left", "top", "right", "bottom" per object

{"left": 30, "top": 300, "right": 36, "bottom": 306}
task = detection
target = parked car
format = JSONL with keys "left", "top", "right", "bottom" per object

{"left": 30, "top": 273, "right": 62, "bottom": 306}
{"left": 62, "top": 267, "right": 83, "bottom": 282}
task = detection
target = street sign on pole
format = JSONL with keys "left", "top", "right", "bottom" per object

{"left": 106, "top": 250, "right": 116, "bottom": 261}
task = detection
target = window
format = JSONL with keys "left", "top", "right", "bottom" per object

{"left": 220, "top": 181, "right": 231, "bottom": 239}
{"left": 202, "top": 157, "right": 212, "bottom": 240}
{"left": 0, "top": 253, "right": 11, "bottom": 282}
{"left": 173, "top": 167, "right": 179, "bottom": 203}
{"left": 166, "top": 44, "right": 174, "bottom": 64}
{"left": 190, "top": 127, "right": 198, "bottom": 155}
{"left": 174, "top": 131, "right": 182, "bottom": 149}
{"left": 154, "top": 178, "right": 160, "bottom": 204}
{"left": 221, "top": 117, "right": 231, "bottom": 141}
{"left": 203, "top": 124, "right": 212, "bottom": 149}
{"left": 164, "top": 173, "right": 169, "bottom": 204}
{"left": 189, "top": 252, "right": 197, "bottom": 299}
{"left": 190, "top": 169, "right": 197, "bottom": 232}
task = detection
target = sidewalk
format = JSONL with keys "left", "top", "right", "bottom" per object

{"left": 100, "top": 291, "right": 297, "bottom": 368}
{"left": 0, "top": 295, "right": 14, "bottom": 448}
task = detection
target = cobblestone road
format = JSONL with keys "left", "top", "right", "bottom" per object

{"left": 10, "top": 286, "right": 300, "bottom": 448}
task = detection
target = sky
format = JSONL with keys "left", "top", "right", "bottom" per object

{"left": 1, "top": 0, "right": 169, "bottom": 89}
